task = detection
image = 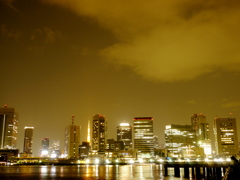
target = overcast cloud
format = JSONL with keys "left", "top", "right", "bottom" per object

{"left": 42, "top": 0, "right": 240, "bottom": 81}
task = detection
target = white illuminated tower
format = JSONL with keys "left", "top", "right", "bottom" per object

{"left": 133, "top": 117, "right": 154, "bottom": 158}
{"left": 23, "top": 127, "right": 34, "bottom": 156}
{"left": 0, "top": 105, "right": 18, "bottom": 149}
{"left": 64, "top": 115, "right": 80, "bottom": 159}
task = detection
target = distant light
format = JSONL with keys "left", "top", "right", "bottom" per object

{"left": 95, "top": 159, "right": 99, "bottom": 164}
{"left": 51, "top": 153, "right": 57, "bottom": 158}
{"left": 24, "top": 126, "right": 34, "bottom": 129}
{"left": 128, "top": 159, "right": 134, "bottom": 163}
{"left": 120, "top": 123, "right": 130, "bottom": 126}
{"left": 41, "top": 150, "right": 48, "bottom": 156}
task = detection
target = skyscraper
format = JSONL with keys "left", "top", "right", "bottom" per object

{"left": 165, "top": 124, "right": 197, "bottom": 158}
{"left": 50, "top": 140, "right": 60, "bottom": 158}
{"left": 214, "top": 117, "right": 239, "bottom": 157}
{"left": 92, "top": 114, "right": 107, "bottom": 152}
{"left": 117, "top": 122, "right": 132, "bottom": 150}
{"left": 41, "top": 137, "right": 49, "bottom": 157}
{"left": 133, "top": 117, "right": 154, "bottom": 158}
{"left": 191, "top": 114, "right": 211, "bottom": 157}
{"left": 0, "top": 105, "right": 18, "bottom": 149}
{"left": 64, "top": 115, "right": 80, "bottom": 159}
{"left": 23, "top": 127, "right": 34, "bottom": 156}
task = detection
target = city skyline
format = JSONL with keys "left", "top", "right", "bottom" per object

{"left": 1, "top": 105, "right": 238, "bottom": 157}
{"left": 1, "top": 1, "right": 240, "bottom": 156}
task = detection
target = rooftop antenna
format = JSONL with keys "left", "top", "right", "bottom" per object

{"left": 72, "top": 115, "right": 75, "bottom": 125}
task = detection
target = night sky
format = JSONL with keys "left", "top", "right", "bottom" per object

{"left": 1, "top": 0, "right": 240, "bottom": 156}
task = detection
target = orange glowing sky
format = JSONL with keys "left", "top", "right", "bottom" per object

{"left": 1, "top": 0, "right": 240, "bottom": 155}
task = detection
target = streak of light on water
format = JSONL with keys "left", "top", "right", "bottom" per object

{"left": 0, "top": 164, "right": 192, "bottom": 179}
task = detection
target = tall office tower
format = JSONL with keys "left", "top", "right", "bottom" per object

{"left": 214, "top": 117, "right": 239, "bottom": 157}
{"left": 41, "top": 137, "right": 50, "bottom": 157}
{"left": 23, "top": 127, "right": 34, "bottom": 156}
{"left": 153, "top": 135, "right": 159, "bottom": 149}
{"left": 117, "top": 123, "right": 132, "bottom": 150}
{"left": 92, "top": 114, "right": 107, "bottom": 152}
{"left": 51, "top": 140, "right": 60, "bottom": 151}
{"left": 133, "top": 117, "right": 154, "bottom": 158}
{"left": 165, "top": 124, "right": 198, "bottom": 158}
{"left": 0, "top": 105, "right": 18, "bottom": 149}
{"left": 64, "top": 115, "right": 80, "bottom": 159}
{"left": 191, "top": 114, "right": 211, "bottom": 157}
{"left": 50, "top": 140, "right": 60, "bottom": 158}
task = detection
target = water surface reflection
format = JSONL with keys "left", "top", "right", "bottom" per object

{"left": 0, "top": 164, "right": 188, "bottom": 179}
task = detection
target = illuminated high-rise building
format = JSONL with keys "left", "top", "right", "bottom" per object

{"left": 165, "top": 124, "right": 197, "bottom": 158}
{"left": 214, "top": 117, "right": 239, "bottom": 157}
{"left": 92, "top": 114, "right": 107, "bottom": 152}
{"left": 0, "top": 105, "right": 18, "bottom": 149}
{"left": 23, "top": 127, "right": 34, "bottom": 156}
{"left": 50, "top": 140, "right": 60, "bottom": 158}
{"left": 133, "top": 117, "right": 154, "bottom": 158}
{"left": 117, "top": 123, "right": 132, "bottom": 150}
{"left": 41, "top": 137, "right": 49, "bottom": 157}
{"left": 191, "top": 114, "right": 211, "bottom": 157}
{"left": 64, "top": 115, "right": 80, "bottom": 159}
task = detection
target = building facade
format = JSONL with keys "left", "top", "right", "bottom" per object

{"left": 191, "top": 114, "right": 211, "bottom": 157}
{"left": 117, "top": 123, "right": 132, "bottom": 150}
{"left": 214, "top": 117, "right": 239, "bottom": 157}
{"left": 79, "top": 141, "right": 90, "bottom": 159}
{"left": 133, "top": 117, "right": 154, "bottom": 158}
{"left": 0, "top": 105, "right": 18, "bottom": 149}
{"left": 23, "top": 127, "right": 34, "bottom": 156}
{"left": 64, "top": 124, "right": 80, "bottom": 159}
{"left": 91, "top": 114, "right": 107, "bottom": 152}
{"left": 165, "top": 124, "right": 199, "bottom": 158}
{"left": 41, "top": 137, "right": 50, "bottom": 157}
{"left": 50, "top": 140, "right": 60, "bottom": 158}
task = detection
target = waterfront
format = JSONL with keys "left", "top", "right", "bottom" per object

{"left": 0, "top": 164, "right": 189, "bottom": 180}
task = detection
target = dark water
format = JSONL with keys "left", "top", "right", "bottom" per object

{"left": 0, "top": 164, "right": 189, "bottom": 179}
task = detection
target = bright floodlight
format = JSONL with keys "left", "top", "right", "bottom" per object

{"left": 95, "top": 159, "right": 99, "bottom": 164}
